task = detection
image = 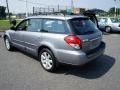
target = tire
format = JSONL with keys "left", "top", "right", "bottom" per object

{"left": 39, "top": 48, "right": 58, "bottom": 72}
{"left": 105, "top": 26, "right": 111, "bottom": 33}
{"left": 4, "top": 37, "right": 14, "bottom": 51}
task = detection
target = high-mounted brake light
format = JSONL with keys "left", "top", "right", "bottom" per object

{"left": 64, "top": 35, "right": 82, "bottom": 49}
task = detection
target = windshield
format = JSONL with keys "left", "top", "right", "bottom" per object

{"left": 111, "top": 18, "right": 120, "bottom": 23}
{"left": 70, "top": 18, "right": 98, "bottom": 35}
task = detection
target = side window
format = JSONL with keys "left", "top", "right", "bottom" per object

{"left": 100, "top": 18, "right": 107, "bottom": 23}
{"left": 98, "top": 18, "right": 101, "bottom": 22}
{"left": 16, "top": 20, "right": 29, "bottom": 31}
{"left": 27, "top": 19, "right": 42, "bottom": 32}
{"left": 42, "top": 19, "right": 68, "bottom": 34}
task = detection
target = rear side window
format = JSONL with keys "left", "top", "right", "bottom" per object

{"left": 42, "top": 19, "right": 69, "bottom": 34}
{"left": 70, "top": 18, "right": 98, "bottom": 35}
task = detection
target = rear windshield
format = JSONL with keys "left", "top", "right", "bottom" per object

{"left": 69, "top": 18, "right": 98, "bottom": 35}
{"left": 111, "top": 18, "right": 120, "bottom": 23}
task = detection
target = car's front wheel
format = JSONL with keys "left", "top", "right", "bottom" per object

{"left": 39, "top": 48, "right": 58, "bottom": 72}
{"left": 4, "top": 37, "right": 13, "bottom": 51}
{"left": 105, "top": 26, "right": 111, "bottom": 33}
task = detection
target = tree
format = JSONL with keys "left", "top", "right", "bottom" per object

{"left": 108, "top": 7, "right": 115, "bottom": 14}
{"left": 88, "top": 9, "right": 106, "bottom": 14}
{"left": 87, "top": 8, "right": 107, "bottom": 16}
{"left": 108, "top": 7, "right": 120, "bottom": 16}
{"left": 0, "top": 6, "right": 6, "bottom": 19}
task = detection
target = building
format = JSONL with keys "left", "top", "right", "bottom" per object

{"left": 73, "top": 8, "right": 86, "bottom": 14}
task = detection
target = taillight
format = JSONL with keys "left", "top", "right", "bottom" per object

{"left": 118, "top": 24, "right": 120, "bottom": 27}
{"left": 64, "top": 35, "right": 82, "bottom": 49}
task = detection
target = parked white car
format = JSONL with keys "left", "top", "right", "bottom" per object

{"left": 98, "top": 17, "right": 120, "bottom": 32}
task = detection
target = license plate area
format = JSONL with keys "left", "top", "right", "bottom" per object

{"left": 90, "top": 37, "right": 100, "bottom": 49}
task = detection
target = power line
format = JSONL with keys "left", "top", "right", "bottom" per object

{"left": 18, "top": 0, "right": 45, "bottom": 5}
{"left": 25, "top": 0, "right": 28, "bottom": 17}
{"left": 18, "top": 0, "right": 71, "bottom": 7}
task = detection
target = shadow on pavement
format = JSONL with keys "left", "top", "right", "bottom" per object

{"left": 55, "top": 55, "right": 115, "bottom": 79}
{"left": 11, "top": 48, "right": 115, "bottom": 79}
{"left": 102, "top": 31, "right": 120, "bottom": 35}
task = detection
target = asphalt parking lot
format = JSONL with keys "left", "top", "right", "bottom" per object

{"left": 0, "top": 32, "right": 120, "bottom": 90}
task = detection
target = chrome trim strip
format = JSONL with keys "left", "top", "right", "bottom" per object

{"left": 90, "top": 37, "right": 101, "bottom": 41}
{"left": 13, "top": 39, "right": 24, "bottom": 43}
{"left": 24, "top": 42, "right": 37, "bottom": 47}
{"left": 13, "top": 39, "right": 37, "bottom": 47}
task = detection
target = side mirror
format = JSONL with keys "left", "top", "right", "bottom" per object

{"left": 11, "top": 19, "right": 17, "bottom": 26}
{"left": 10, "top": 26, "right": 16, "bottom": 30}
{"left": 10, "top": 19, "right": 17, "bottom": 30}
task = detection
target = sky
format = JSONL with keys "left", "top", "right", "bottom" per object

{"left": 0, "top": 0, "right": 120, "bottom": 13}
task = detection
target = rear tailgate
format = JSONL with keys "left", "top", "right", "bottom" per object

{"left": 77, "top": 31, "right": 102, "bottom": 53}
{"left": 69, "top": 17, "right": 102, "bottom": 53}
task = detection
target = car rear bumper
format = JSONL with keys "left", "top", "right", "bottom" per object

{"left": 57, "top": 42, "right": 105, "bottom": 65}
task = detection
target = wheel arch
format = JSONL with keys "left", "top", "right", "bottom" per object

{"left": 105, "top": 26, "right": 112, "bottom": 32}
{"left": 3, "top": 34, "right": 11, "bottom": 41}
{"left": 105, "top": 26, "right": 112, "bottom": 29}
{"left": 38, "top": 45, "right": 54, "bottom": 57}
{"left": 3, "top": 34, "right": 7, "bottom": 40}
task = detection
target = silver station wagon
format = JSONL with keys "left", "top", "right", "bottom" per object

{"left": 4, "top": 15, "right": 105, "bottom": 72}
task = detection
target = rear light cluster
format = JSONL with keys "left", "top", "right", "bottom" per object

{"left": 64, "top": 35, "right": 82, "bottom": 49}
{"left": 118, "top": 24, "right": 120, "bottom": 27}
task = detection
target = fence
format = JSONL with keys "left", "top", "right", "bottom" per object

{"left": 33, "top": 5, "right": 72, "bottom": 15}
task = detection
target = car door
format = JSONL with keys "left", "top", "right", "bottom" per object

{"left": 83, "top": 11, "right": 99, "bottom": 28}
{"left": 21, "top": 18, "right": 42, "bottom": 56}
{"left": 12, "top": 19, "right": 29, "bottom": 51}
{"left": 98, "top": 18, "right": 108, "bottom": 29}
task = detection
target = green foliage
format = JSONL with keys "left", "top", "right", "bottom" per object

{"left": 0, "top": 6, "right": 6, "bottom": 19}
{"left": 96, "top": 7, "right": 120, "bottom": 17}
{"left": 0, "top": 20, "right": 10, "bottom": 30}
{"left": 0, "top": 20, "right": 21, "bottom": 30}
{"left": 108, "top": 7, "right": 120, "bottom": 17}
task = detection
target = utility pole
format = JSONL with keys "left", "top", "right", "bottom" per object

{"left": 6, "top": 0, "right": 11, "bottom": 24}
{"left": 48, "top": 6, "right": 49, "bottom": 13}
{"left": 25, "top": 0, "right": 28, "bottom": 17}
{"left": 58, "top": 5, "right": 60, "bottom": 12}
{"left": 19, "top": 0, "right": 28, "bottom": 17}
{"left": 33, "top": 7, "right": 34, "bottom": 15}
{"left": 114, "top": 0, "right": 117, "bottom": 17}
{"left": 71, "top": 0, "right": 74, "bottom": 12}
{"left": 114, "top": 0, "right": 120, "bottom": 17}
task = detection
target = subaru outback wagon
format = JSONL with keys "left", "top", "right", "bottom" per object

{"left": 4, "top": 15, "right": 105, "bottom": 72}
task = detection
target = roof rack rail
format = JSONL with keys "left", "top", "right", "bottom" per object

{"left": 34, "top": 11, "right": 81, "bottom": 16}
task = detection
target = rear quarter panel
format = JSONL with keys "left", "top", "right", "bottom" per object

{"left": 39, "top": 33, "right": 76, "bottom": 62}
